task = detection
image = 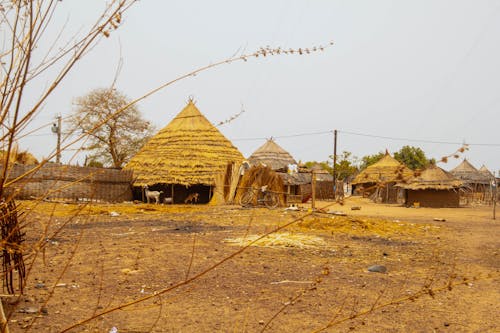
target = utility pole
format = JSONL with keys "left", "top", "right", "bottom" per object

{"left": 493, "top": 171, "right": 497, "bottom": 220}
{"left": 51, "top": 114, "right": 62, "bottom": 163}
{"left": 333, "top": 129, "right": 337, "bottom": 199}
{"left": 311, "top": 169, "right": 316, "bottom": 211}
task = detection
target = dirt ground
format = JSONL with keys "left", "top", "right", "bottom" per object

{"left": 3, "top": 197, "right": 499, "bottom": 332}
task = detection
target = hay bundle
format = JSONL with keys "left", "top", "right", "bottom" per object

{"left": 223, "top": 232, "right": 326, "bottom": 249}
{"left": 235, "top": 165, "right": 284, "bottom": 206}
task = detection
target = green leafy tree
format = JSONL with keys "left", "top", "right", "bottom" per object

{"left": 304, "top": 151, "right": 359, "bottom": 180}
{"left": 333, "top": 151, "right": 359, "bottom": 180}
{"left": 304, "top": 161, "right": 333, "bottom": 174}
{"left": 394, "top": 146, "right": 431, "bottom": 170}
{"left": 68, "top": 88, "right": 155, "bottom": 168}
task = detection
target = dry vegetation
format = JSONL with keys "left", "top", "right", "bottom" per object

{"left": 3, "top": 197, "right": 498, "bottom": 332}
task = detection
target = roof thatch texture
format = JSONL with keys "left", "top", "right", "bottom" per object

{"left": 450, "top": 159, "right": 490, "bottom": 185}
{"left": 279, "top": 172, "right": 311, "bottom": 185}
{"left": 352, "top": 153, "right": 413, "bottom": 185}
{"left": 1, "top": 149, "right": 39, "bottom": 165}
{"left": 479, "top": 165, "right": 495, "bottom": 180}
{"left": 397, "top": 164, "right": 462, "bottom": 190}
{"left": 125, "top": 101, "right": 244, "bottom": 186}
{"left": 248, "top": 139, "right": 297, "bottom": 171}
{"left": 235, "top": 165, "right": 285, "bottom": 206}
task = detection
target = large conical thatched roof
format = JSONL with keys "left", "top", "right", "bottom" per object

{"left": 352, "top": 152, "right": 413, "bottom": 184}
{"left": 398, "top": 164, "right": 462, "bottom": 190}
{"left": 248, "top": 139, "right": 297, "bottom": 170}
{"left": 125, "top": 101, "right": 244, "bottom": 186}
{"left": 450, "top": 159, "right": 490, "bottom": 185}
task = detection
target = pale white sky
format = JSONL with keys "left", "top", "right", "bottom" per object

{"left": 20, "top": 1, "right": 500, "bottom": 173}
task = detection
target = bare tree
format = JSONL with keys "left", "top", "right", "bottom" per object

{"left": 0, "top": 1, "right": 136, "bottom": 331}
{"left": 68, "top": 88, "right": 154, "bottom": 168}
{"left": 0, "top": 0, "right": 137, "bottom": 194}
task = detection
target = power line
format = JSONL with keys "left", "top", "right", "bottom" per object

{"left": 338, "top": 130, "right": 500, "bottom": 147}
{"left": 232, "top": 130, "right": 332, "bottom": 141}
{"left": 231, "top": 129, "right": 500, "bottom": 147}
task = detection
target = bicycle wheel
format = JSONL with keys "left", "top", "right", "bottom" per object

{"left": 264, "top": 192, "right": 279, "bottom": 209}
{"left": 239, "top": 190, "right": 254, "bottom": 207}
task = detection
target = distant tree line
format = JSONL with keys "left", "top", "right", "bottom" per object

{"left": 304, "top": 145, "right": 435, "bottom": 181}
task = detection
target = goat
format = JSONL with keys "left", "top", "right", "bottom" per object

{"left": 184, "top": 192, "right": 199, "bottom": 204}
{"left": 143, "top": 185, "right": 163, "bottom": 204}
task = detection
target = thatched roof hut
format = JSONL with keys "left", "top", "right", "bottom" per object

{"left": 479, "top": 165, "right": 495, "bottom": 180}
{"left": 125, "top": 101, "right": 244, "bottom": 203}
{"left": 351, "top": 152, "right": 413, "bottom": 203}
{"left": 450, "top": 159, "right": 490, "bottom": 186}
{"left": 397, "top": 164, "right": 462, "bottom": 207}
{"left": 248, "top": 139, "right": 297, "bottom": 171}
{"left": 352, "top": 152, "right": 413, "bottom": 185}
{"left": 399, "top": 164, "right": 462, "bottom": 190}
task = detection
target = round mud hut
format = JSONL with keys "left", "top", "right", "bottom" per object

{"left": 397, "top": 164, "right": 463, "bottom": 208}
{"left": 125, "top": 100, "right": 244, "bottom": 204}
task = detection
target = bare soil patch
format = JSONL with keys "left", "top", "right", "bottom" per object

{"left": 3, "top": 197, "right": 499, "bottom": 332}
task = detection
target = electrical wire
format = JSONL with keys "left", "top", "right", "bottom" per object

{"left": 338, "top": 130, "right": 500, "bottom": 147}
{"left": 230, "top": 128, "right": 500, "bottom": 147}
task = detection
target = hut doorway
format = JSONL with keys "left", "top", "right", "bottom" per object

{"left": 132, "top": 184, "right": 212, "bottom": 204}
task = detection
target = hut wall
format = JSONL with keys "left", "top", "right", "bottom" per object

{"left": 2, "top": 163, "right": 133, "bottom": 202}
{"left": 406, "top": 189, "right": 459, "bottom": 208}
{"left": 316, "top": 181, "right": 334, "bottom": 200}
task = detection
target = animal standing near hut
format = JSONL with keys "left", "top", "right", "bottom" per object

{"left": 143, "top": 185, "right": 163, "bottom": 204}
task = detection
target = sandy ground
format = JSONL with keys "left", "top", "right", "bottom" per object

{"left": 2, "top": 197, "right": 499, "bottom": 332}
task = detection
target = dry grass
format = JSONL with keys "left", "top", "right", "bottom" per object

{"left": 20, "top": 200, "right": 208, "bottom": 217}
{"left": 223, "top": 232, "right": 326, "bottom": 249}
{"left": 297, "top": 214, "right": 437, "bottom": 238}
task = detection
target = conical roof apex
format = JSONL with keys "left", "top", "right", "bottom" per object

{"left": 125, "top": 101, "right": 244, "bottom": 186}
{"left": 248, "top": 139, "right": 297, "bottom": 170}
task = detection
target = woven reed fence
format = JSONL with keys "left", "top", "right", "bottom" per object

{"left": 2, "top": 163, "right": 133, "bottom": 202}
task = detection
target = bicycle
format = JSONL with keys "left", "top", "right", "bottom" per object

{"left": 239, "top": 185, "right": 279, "bottom": 209}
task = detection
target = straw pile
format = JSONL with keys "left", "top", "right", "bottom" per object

{"left": 0, "top": 149, "right": 39, "bottom": 165}
{"left": 248, "top": 139, "right": 297, "bottom": 171}
{"left": 352, "top": 152, "right": 413, "bottom": 185}
{"left": 125, "top": 101, "right": 244, "bottom": 186}
{"left": 223, "top": 232, "right": 326, "bottom": 249}
{"left": 398, "top": 164, "right": 462, "bottom": 190}
{"left": 235, "top": 165, "right": 285, "bottom": 205}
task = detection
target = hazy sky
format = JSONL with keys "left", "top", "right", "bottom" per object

{"left": 20, "top": 1, "right": 500, "bottom": 173}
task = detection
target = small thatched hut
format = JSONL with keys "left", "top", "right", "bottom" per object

{"left": 125, "top": 100, "right": 244, "bottom": 204}
{"left": 450, "top": 159, "right": 491, "bottom": 203}
{"left": 479, "top": 165, "right": 495, "bottom": 181}
{"left": 397, "top": 164, "right": 462, "bottom": 208}
{"left": 248, "top": 138, "right": 297, "bottom": 171}
{"left": 352, "top": 152, "right": 413, "bottom": 203}
{"left": 247, "top": 139, "right": 334, "bottom": 202}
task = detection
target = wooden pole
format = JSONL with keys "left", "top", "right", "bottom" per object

{"left": 56, "top": 114, "right": 62, "bottom": 163}
{"left": 493, "top": 171, "right": 497, "bottom": 220}
{"left": 333, "top": 129, "right": 337, "bottom": 199}
{"left": 0, "top": 299, "right": 9, "bottom": 333}
{"left": 311, "top": 170, "right": 316, "bottom": 210}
